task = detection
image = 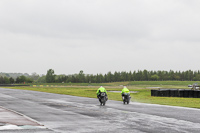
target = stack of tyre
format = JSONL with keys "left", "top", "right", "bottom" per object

{"left": 151, "top": 89, "right": 200, "bottom": 98}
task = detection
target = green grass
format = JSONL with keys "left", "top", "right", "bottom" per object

{"left": 28, "top": 81, "right": 199, "bottom": 86}
{"left": 7, "top": 86, "right": 123, "bottom": 100}
{"left": 129, "top": 81, "right": 198, "bottom": 85}
{"left": 132, "top": 89, "right": 200, "bottom": 108}
{"left": 6, "top": 81, "right": 200, "bottom": 109}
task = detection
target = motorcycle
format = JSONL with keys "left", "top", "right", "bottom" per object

{"left": 99, "top": 92, "right": 107, "bottom": 106}
{"left": 122, "top": 93, "right": 131, "bottom": 104}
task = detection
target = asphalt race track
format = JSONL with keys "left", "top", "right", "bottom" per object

{"left": 0, "top": 88, "right": 200, "bottom": 133}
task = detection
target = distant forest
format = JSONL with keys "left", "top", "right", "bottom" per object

{"left": 0, "top": 69, "right": 200, "bottom": 84}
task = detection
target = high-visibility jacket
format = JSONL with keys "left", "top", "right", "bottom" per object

{"left": 121, "top": 87, "right": 130, "bottom": 94}
{"left": 96, "top": 87, "right": 107, "bottom": 95}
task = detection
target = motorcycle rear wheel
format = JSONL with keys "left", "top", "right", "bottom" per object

{"left": 127, "top": 99, "right": 130, "bottom": 104}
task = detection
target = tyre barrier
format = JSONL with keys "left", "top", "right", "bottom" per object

{"left": 151, "top": 89, "right": 200, "bottom": 98}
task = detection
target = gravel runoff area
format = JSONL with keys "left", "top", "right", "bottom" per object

{"left": 0, "top": 106, "right": 54, "bottom": 132}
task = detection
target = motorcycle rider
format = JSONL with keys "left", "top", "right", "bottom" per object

{"left": 96, "top": 86, "right": 108, "bottom": 101}
{"left": 121, "top": 86, "right": 131, "bottom": 100}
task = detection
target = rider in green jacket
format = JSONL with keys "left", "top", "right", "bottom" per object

{"left": 121, "top": 86, "right": 130, "bottom": 94}
{"left": 121, "top": 86, "right": 131, "bottom": 99}
{"left": 96, "top": 86, "right": 108, "bottom": 101}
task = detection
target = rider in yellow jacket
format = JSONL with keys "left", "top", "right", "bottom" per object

{"left": 121, "top": 86, "right": 131, "bottom": 100}
{"left": 96, "top": 86, "right": 108, "bottom": 101}
{"left": 121, "top": 86, "right": 130, "bottom": 94}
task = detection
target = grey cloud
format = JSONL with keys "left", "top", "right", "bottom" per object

{"left": 1, "top": 0, "right": 200, "bottom": 74}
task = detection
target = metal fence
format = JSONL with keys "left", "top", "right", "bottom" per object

{"left": 0, "top": 84, "right": 29, "bottom": 87}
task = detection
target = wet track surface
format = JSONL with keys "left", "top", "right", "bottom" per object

{"left": 0, "top": 88, "right": 200, "bottom": 133}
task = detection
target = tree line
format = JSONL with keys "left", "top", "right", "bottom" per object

{"left": 1, "top": 69, "right": 200, "bottom": 84}
{"left": 0, "top": 75, "right": 33, "bottom": 84}
{"left": 45, "top": 69, "right": 200, "bottom": 83}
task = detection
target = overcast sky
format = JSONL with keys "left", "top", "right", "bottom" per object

{"left": 1, "top": 0, "right": 200, "bottom": 75}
